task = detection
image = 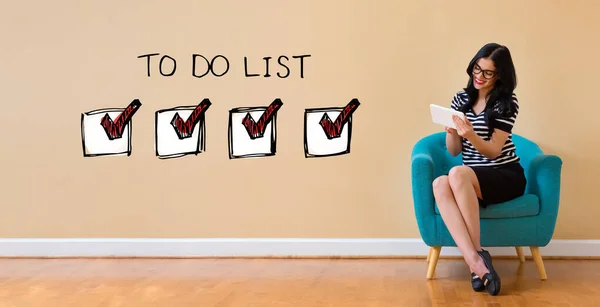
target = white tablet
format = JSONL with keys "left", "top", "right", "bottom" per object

{"left": 429, "top": 104, "right": 465, "bottom": 129}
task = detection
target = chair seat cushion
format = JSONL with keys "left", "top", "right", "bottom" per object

{"left": 434, "top": 194, "right": 540, "bottom": 219}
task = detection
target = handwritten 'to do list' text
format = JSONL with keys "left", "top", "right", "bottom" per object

{"left": 137, "top": 53, "right": 312, "bottom": 79}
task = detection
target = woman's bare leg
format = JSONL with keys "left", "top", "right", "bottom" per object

{"left": 448, "top": 166, "right": 481, "bottom": 247}
{"left": 433, "top": 175, "right": 489, "bottom": 279}
{"left": 447, "top": 166, "right": 485, "bottom": 276}
{"left": 448, "top": 166, "right": 484, "bottom": 251}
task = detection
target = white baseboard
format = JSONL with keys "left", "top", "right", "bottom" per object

{"left": 0, "top": 238, "right": 599, "bottom": 258}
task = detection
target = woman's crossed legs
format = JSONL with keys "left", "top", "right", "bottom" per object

{"left": 432, "top": 165, "right": 490, "bottom": 279}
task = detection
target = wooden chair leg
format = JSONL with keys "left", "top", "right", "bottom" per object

{"left": 426, "top": 247, "right": 432, "bottom": 263}
{"left": 515, "top": 246, "right": 525, "bottom": 263}
{"left": 426, "top": 246, "right": 441, "bottom": 279}
{"left": 529, "top": 246, "right": 547, "bottom": 280}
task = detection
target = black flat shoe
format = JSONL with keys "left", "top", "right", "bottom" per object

{"left": 471, "top": 272, "right": 485, "bottom": 292}
{"left": 477, "top": 249, "right": 501, "bottom": 296}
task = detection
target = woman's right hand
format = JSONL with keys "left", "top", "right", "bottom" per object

{"left": 445, "top": 126, "right": 462, "bottom": 156}
{"left": 445, "top": 126, "right": 457, "bottom": 135}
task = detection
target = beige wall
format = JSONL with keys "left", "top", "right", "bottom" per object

{"left": 1, "top": 1, "right": 598, "bottom": 239}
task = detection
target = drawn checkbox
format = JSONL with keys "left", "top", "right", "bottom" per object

{"left": 81, "top": 99, "right": 142, "bottom": 157}
{"left": 304, "top": 98, "right": 360, "bottom": 158}
{"left": 228, "top": 98, "right": 283, "bottom": 159}
{"left": 155, "top": 99, "right": 212, "bottom": 159}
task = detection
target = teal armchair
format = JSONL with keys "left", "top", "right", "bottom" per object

{"left": 411, "top": 132, "right": 562, "bottom": 280}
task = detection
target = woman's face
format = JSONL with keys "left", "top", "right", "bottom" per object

{"left": 472, "top": 57, "right": 497, "bottom": 91}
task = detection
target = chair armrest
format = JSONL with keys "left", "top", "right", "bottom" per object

{"left": 527, "top": 154, "right": 563, "bottom": 244}
{"left": 411, "top": 152, "right": 437, "bottom": 244}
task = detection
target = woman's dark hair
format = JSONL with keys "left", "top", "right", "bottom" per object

{"left": 459, "top": 43, "right": 518, "bottom": 137}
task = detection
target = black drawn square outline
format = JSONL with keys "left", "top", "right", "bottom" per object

{"left": 154, "top": 106, "right": 207, "bottom": 159}
{"left": 228, "top": 106, "right": 277, "bottom": 159}
{"left": 81, "top": 108, "right": 133, "bottom": 157}
{"left": 303, "top": 107, "right": 353, "bottom": 158}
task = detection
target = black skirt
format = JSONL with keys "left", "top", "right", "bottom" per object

{"left": 470, "top": 162, "right": 527, "bottom": 208}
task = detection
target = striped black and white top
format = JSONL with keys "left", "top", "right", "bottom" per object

{"left": 450, "top": 90, "right": 520, "bottom": 167}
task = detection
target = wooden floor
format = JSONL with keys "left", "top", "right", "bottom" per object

{"left": 0, "top": 257, "right": 598, "bottom": 306}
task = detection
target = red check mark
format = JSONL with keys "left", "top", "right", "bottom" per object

{"left": 100, "top": 99, "right": 142, "bottom": 140}
{"left": 241, "top": 98, "right": 283, "bottom": 139}
{"left": 319, "top": 98, "right": 360, "bottom": 139}
{"left": 170, "top": 98, "right": 212, "bottom": 139}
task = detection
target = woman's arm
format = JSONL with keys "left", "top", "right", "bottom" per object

{"left": 445, "top": 127, "right": 462, "bottom": 156}
{"left": 452, "top": 115, "right": 510, "bottom": 159}
{"left": 465, "top": 129, "right": 509, "bottom": 159}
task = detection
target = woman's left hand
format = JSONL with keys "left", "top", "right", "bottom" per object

{"left": 452, "top": 115, "right": 475, "bottom": 139}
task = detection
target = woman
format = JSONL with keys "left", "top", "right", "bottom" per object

{"left": 433, "top": 42, "right": 526, "bottom": 296}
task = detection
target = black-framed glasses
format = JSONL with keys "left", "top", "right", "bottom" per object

{"left": 473, "top": 64, "right": 496, "bottom": 80}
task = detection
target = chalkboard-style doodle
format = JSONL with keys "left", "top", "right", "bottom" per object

{"left": 155, "top": 98, "right": 212, "bottom": 159}
{"left": 81, "top": 99, "right": 142, "bottom": 157}
{"left": 228, "top": 98, "right": 283, "bottom": 159}
{"left": 304, "top": 98, "right": 360, "bottom": 158}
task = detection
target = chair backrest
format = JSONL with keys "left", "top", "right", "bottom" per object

{"left": 413, "top": 132, "right": 543, "bottom": 183}
{"left": 511, "top": 134, "right": 543, "bottom": 175}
